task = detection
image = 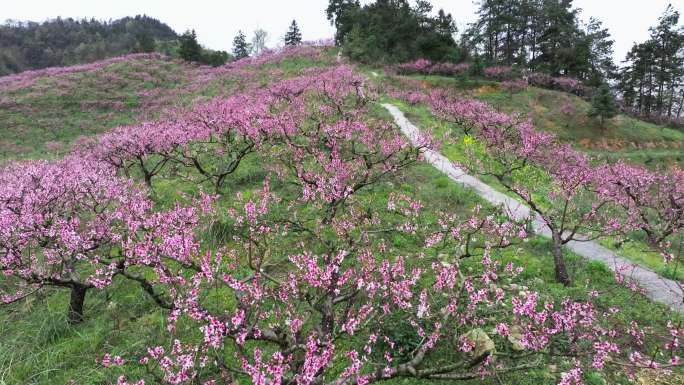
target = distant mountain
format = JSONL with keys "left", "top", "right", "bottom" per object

{"left": 0, "top": 15, "right": 179, "bottom": 75}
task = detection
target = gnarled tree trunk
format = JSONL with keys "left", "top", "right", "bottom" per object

{"left": 551, "top": 230, "right": 571, "bottom": 287}
{"left": 68, "top": 284, "right": 89, "bottom": 324}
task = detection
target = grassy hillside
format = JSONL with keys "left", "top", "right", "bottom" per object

{"left": 478, "top": 86, "right": 684, "bottom": 168}
{"left": 386, "top": 74, "right": 684, "bottom": 168}
{"left": 0, "top": 55, "right": 195, "bottom": 159}
{"left": 383, "top": 95, "right": 684, "bottom": 282}
{"left": 0, "top": 51, "right": 682, "bottom": 385}
{"left": 0, "top": 50, "right": 340, "bottom": 161}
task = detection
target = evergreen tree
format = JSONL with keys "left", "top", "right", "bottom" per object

{"left": 589, "top": 84, "right": 619, "bottom": 128}
{"left": 470, "top": 55, "right": 485, "bottom": 76}
{"left": 0, "top": 15, "right": 178, "bottom": 75}
{"left": 232, "top": 30, "right": 250, "bottom": 59}
{"left": 329, "top": 0, "right": 459, "bottom": 63}
{"left": 284, "top": 20, "right": 303, "bottom": 46}
{"left": 583, "top": 18, "right": 617, "bottom": 86}
{"left": 202, "top": 50, "right": 231, "bottom": 67}
{"left": 534, "top": 0, "right": 581, "bottom": 75}
{"left": 178, "top": 29, "right": 202, "bottom": 62}
{"left": 618, "top": 5, "right": 684, "bottom": 120}
{"left": 135, "top": 30, "right": 156, "bottom": 53}
{"left": 326, "top": 0, "right": 361, "bottom": 45}
{"left": 466, "top": 0, "right": 540, "bottom": 66}
{"left": 465, "top": 0, "right": 616, "bottom": 81}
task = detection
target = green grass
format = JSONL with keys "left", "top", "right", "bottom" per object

{"left": 476, "top": 87, "right": 684, "bottom": 143}
{"left": 0, "top": 57, "right": 193, "bottom": 160}
{"left": 0, "top": 280, "right": 165, "bottom": 384}
{"left": 390, "top": 73, "right": 684, "bottom": 168}
{"left": 2, "top": 155, "right": 680, "bottom": 385}
{"left": 1, "top": 52, "right": 682, "bottom": 385}
{"left": 382, "top": 94, "right": 684, "bottom": 283}
{"left": 599, "top": 235, "right": 684, "bottom": 281}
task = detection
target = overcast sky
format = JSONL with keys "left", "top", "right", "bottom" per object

{"left": 5, "top": 0, "right": 684, "bottom": 64}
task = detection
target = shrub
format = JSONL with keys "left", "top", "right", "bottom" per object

{"left": 483, "top": 65, "right": 513, "bottom": 80}
{"left": 396, "top": 59, "right": 469, "bottom": 76}
{"left": 528, "top": 72, "right": 592, "bottom": 97}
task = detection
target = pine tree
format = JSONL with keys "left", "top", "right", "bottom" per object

{"left": 618, "top": 5, "right": 684, "bottom": 120}
{"left": 178, "top": 29, "right": 202, "bottom": 62}
{"left": 232, "top": 30, "right": 250, "bottom": 59}
{"left": 284, "top": 20, "right": 303, "bottom": 46}
{"left": 465, "top": 0, "right": 616, "bottom": 80}
{"left": 583, "top": 18, "right": 617, "bottom": 86}
{"left": 589, "top": 84, "right": 619, "bottom": 128}
{"left": 328, "top": 0, "right": 458, "bottom": 62}
{"left": 135, "top": 30, "right": 156, "bottom": 53}
{"left": 326, "top": 0, "right": 361, "bottom": 45}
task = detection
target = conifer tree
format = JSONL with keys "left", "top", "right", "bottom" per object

{"left": 178, "top": 29, "right": 202, "bottom": 62}
{"left": 465, "top": 0, "right": 616, "bottom": 81}
{"left": 284, "top": 20, "right": 302, "bottom": 46}
{"left": 135, "top": 30, "right": 156, "bottom": 53}
{"left": 327, "top": 0, "right": 458, "bottom": 62}
{"left": 326, "top": 0, "right": 361, "bottom": 45}
{"left": 589, "top": 84, "right": 619, "bottom": 128}
{"left": 232, "top": 30, "right": 251, "bottom": 59}
{"left": 618, "top": 5, "right": 684, "bottom": 120}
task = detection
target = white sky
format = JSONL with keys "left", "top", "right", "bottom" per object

{"left": 4, "top": 0, "right": 684, "bottom": 64}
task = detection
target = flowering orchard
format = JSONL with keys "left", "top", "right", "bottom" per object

{"left": 483, "top": 66, "right": 514, "bottom": 80}
{"left": 0, "top": 44, "right": 332, "bottom": 159}
{"left": 393, "top": 59, "right": 591, "bottom": 100}
{"left": 598, "top": 162, "right": 684, "bottom": 270}
{"left": 429, "top": 89, "right": 623, "bottom": 286}
{"left": 527, "top": 73, "right": 592, "bottom": 97}
{"left": 0, "top": 156, "right": 213, "bottom": 323}
{"left": 0, "top": 53, "right": 167, "bottom": 91}
{"left": 397, "top": 59, "right": 470, "bottom": 76}
{"left": 0, "top": 47, "right": 682, "bottom": 384}
{"left": 389, "top": 83, "right": 683, "bottom": 288}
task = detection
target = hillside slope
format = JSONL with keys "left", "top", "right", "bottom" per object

{"left": 0, "top": 50, "right": 268, "bottom": 160}
{"left": 477, "top": 85, "right": 684, "bottom": 168}
{"left": 0, "top": 54, "right": 195, "bottom": 159}
{"left": 0, "top": 49, "right": 682, "bottom": 385}
{"left": 376, "top": 70, "right": 684, "bottom": 280}
{"left": 382, "top": 74, "right": 684, "bottom": 168}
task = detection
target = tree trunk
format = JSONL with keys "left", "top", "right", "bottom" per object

{"left": 138, "top": 156, "right": 153, "bottom": 188}
{"left": 551, "top": 231, "right": 571, "bottom": 286}
{"left": 143, "top": 172, "right": 153, "bottom": 188}
{"left": 68, "top": 284, "right": 88, "bottom": 324}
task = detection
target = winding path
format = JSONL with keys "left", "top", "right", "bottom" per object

{"left": 382, "top": 103, "right": 684, "bottom": 314}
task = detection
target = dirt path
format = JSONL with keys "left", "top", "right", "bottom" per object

{"left": 383, "top": 103, "right": 684, "bottom": 314}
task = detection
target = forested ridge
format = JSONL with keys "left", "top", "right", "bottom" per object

{"left": 0, "top": 15, "right": 178, "bottom": 75}
{"left": 463, "top": 0, "right": 616, "bottom": 86}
